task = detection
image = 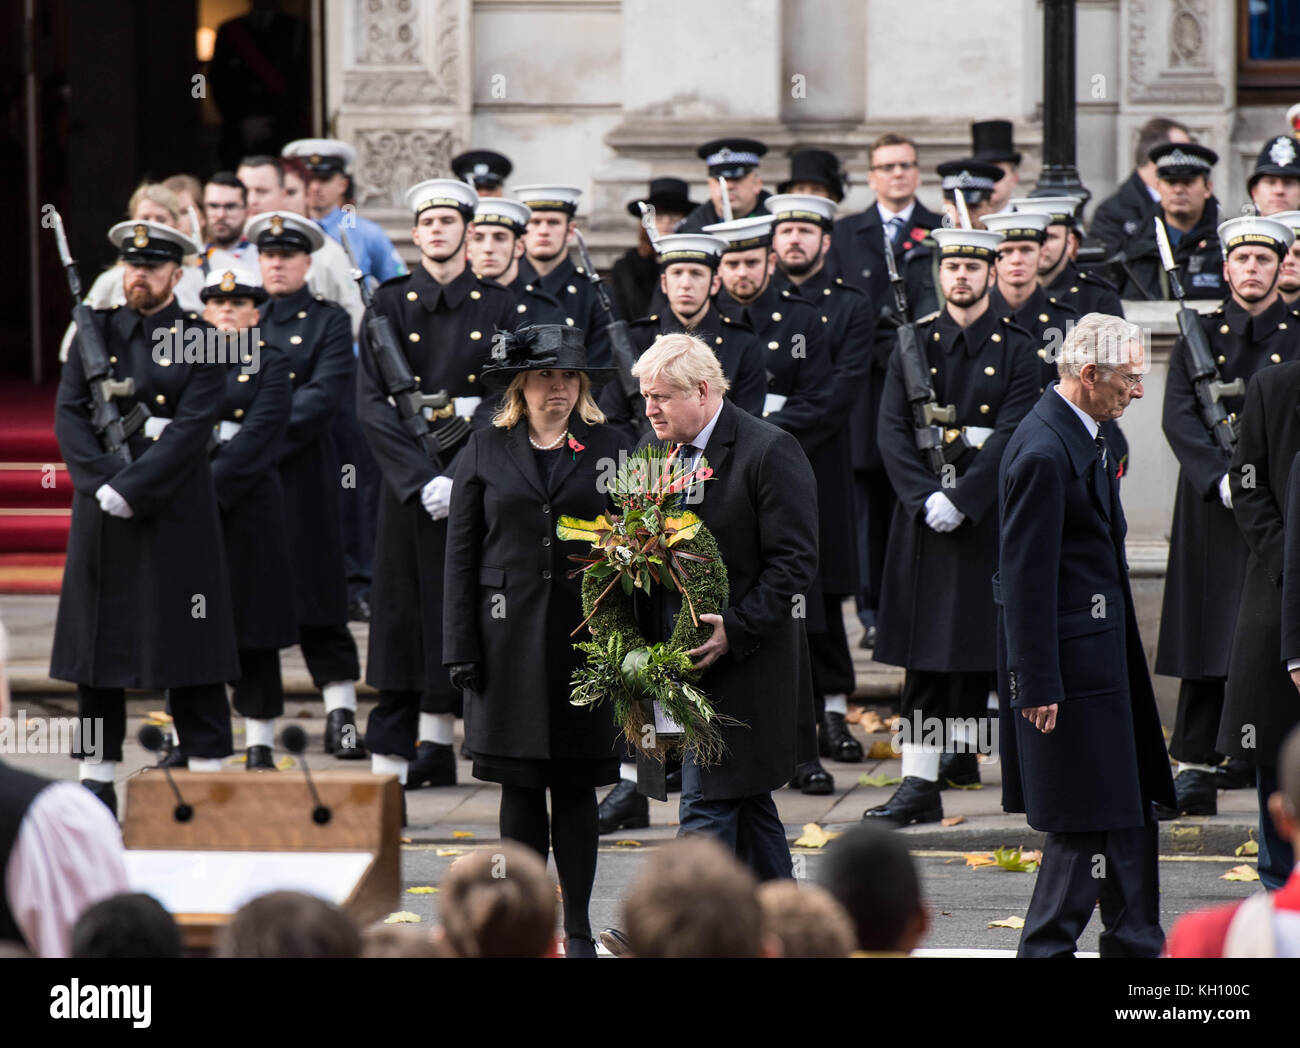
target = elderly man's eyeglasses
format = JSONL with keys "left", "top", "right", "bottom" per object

{"left": 1102, "top": 367, "right": 1143, "bottom": 388}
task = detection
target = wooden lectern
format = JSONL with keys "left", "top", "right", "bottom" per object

{"left": 122, "top": 770, "right": 402, "bottom": 951}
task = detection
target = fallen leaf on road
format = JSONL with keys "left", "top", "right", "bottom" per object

{"left": 857, "top": 772, "right": 903, "bottom": 788}
{"left": 859, "top": 711, "right": 887, "bottom": 733}
{"left": 146, "top": 711, "right": 173, "bottom": 725}
{"left": 613, "top": 839, "right": 642, "bottom": 847}
{"left": 435, "top": 848, "right": 462, "bottom": 857}
{"left": 451, "top": 831, "right": 474, "bottom": 838}
{"left": 384, "top": 911, "right": 422, "bottom": 924}
{"left": 276, "top": 756, "right": 296, "bottom": 771}
{"left": 1235, "top": 839, "right": 1259, "bottom": 857}
{"left": 947, "top": 780, "right": 985, "bottom": 791}
{"left": 988, "top": 916, "right": 1025, "bottom": 930}
{"left": 994, "top": 846, "right": 1039, "bottom": 873}
{"left": 941, "top": 816, "right": 966, "bottom": 826}
{"left": 400, "top": 836, "right": 412, "bottom": 844}
{"left": 964, "top": 853, "right": 996, "bottom": 868}
{"left": 884, "top": 715, "right": 900, "bottom": 730}
{"left": 867, "top": 740, "right": 900, "bottom": 759}
{"left": 406, "top": 886, "right": 438, "bottom": 894}
{"left": 228, "top": 754, "right": 247, "bottom": 764}
{"left": 844, "top": 707, "right": 863, "bottom": 724}
{"left": 1220, "top": 865, "right": 1259, "bottom": 882}
{"left": 793, "top": 823, "right": 841, "bottom": 849}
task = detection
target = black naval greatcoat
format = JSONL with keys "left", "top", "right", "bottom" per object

{"left": 829, "top": 199, "right": 943, "bottom": 309}
{"left": 515, "top": 255, "right": 613, "bottom": 366}
{"left": 1222, "top": 359, "right": 1300, "bottom": 766}
{"left": 358, "top": 263, "right": 516, "bottom": 704}
{"left": 210, "top": 341, "right": 298, "bottom": 650}
{"left": 609, "top": 247, "right": 660, "bottom": 324}
{"left": 442, "top": 415, "right": 621, "bottom": 765}
{"left": 600, "top": 305, "right": 767, "bottom": 433}
{"left": 873, "top": 304, "right": 1040, "bottom": 672}
{"left": 1043, "top": 259, "right": 1125, "bottom": 319}
{"left": 1156, "top": 297, "right": 1300, "bottom": 682}
{"left": 259, "top": 284, "right": 355, "bottom": 627}
{"left": 676, "top": 190, "right": 773, "bottom": 235}
{"left": 1111, "top": 199, "right": 1226, "bottom": 301}
{"left": 51, "top": 301, "right": 240, "bottom": 688}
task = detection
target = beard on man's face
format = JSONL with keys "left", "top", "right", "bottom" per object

{"left": 126, "top": 281, "right": 167, "bottom": 312}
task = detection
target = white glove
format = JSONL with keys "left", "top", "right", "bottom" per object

{"left": 1218, "top": 473, "right": 1232, "bottom": 510}
{"left": 421, "top": 476, "right": 453, "bottom": 520}
{"left": 924, "top": 491, "right": 965, "bottom": 533}
{"left": 95, "top": 484, "right": 134, "bottom": 519}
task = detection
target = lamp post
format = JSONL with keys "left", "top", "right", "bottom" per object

{"left": 1036, "top": 0, "right": 1090, "bottom": 204}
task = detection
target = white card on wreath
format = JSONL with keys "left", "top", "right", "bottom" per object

{"left": 652, "top": 700, "right": 685, "bottom": 736}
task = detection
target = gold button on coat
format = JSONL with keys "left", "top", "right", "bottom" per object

{"left": 470, "top": 331, "right": 482, "bottom": 340}
{"left": 979, "top": 404, "right": 990, "bottom": 414}
{"left": 407, "top": 291, "right": 418, "bottom": 301}
{"left": 409, "top": 332, "right": 420, "bottom": 342}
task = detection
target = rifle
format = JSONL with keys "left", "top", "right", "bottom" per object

{"left": 953, "top": 186, "right": 974, "bottom": 230}
{"left": 883, "top": 225, "right": 955, "bottom": 476}
{"left": 1154, "top": 216, "right": 1242, "bottom": 455}
{"left": 50, "top": 210, "right": 146, "bottom": 465}
{"left": 718, "top": 175, "right": 735, "bottom": 222}
{"left": 571, "top": 228, "right": 653, "bottom": 439}
{"left": 637, "top": 201, "right": 662, "bottom": 249}
{"left": 342, "top": 230, "right": 461, "bottom": 471}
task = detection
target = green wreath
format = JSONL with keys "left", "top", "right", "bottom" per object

{"left": 558, "top": 444, "right": 735, "bottom": 765}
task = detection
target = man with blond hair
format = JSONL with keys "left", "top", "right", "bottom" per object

{"left": 997, "top": 312, "right": 1175, "bottom": 957}
{"left": 614, "top": 333, "right": 819, "bottom": 884}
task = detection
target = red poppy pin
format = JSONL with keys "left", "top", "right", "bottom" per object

{"left": 567, "top": 432, "right": 585, "bottom": 458}
{"left": 910, "top": 226, "right": 929, "bottom": 242}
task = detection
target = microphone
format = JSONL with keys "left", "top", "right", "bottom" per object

{"left": 281, "top": 725, "right": 331, "bottom": 825}
{"left": 138, "top": 724, "right": 193, "bottom": 823}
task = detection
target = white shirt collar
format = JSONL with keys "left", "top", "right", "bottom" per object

{"left": 683, "top": 399, "right": 725, "bottom": 458}
{"left": 876, "top": 200, "right": 916, "bottom": 226}
{"left": 1053, "top": 383, "right": 1099, "bottom": 440}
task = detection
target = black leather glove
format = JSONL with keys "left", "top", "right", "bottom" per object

{"left": 449, "top": 662, "right": 482, "bottom": 692}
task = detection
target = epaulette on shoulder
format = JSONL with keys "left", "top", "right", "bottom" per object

{"left": 916, "top": 309, "right": 941, "bottom": 325}
{"left": 1000, "top": 317, "right": 1035, "bottom": 340}
{"left": 725, "top": 315, "right": 756, "bottom": 334}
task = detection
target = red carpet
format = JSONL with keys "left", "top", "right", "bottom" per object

{"left": 0, "top": 383, "right": 66, "bottom": 591}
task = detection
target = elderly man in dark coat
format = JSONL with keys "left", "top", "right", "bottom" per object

{"left": 997, "top": 313, "right": 1175, "bottom": 958}
{"left": 627, "top": 332, "right": 820, "bottom": 882}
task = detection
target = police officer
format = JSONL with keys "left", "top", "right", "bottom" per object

{"left": 678, "top": 138, "right": 772, "bottom": 234}
{"left": 452, "top": 149, "right": 513, "bottom": 198}
{"left": 765, "top": 194, "right": 877, "bottom": 781}
{"left": 1156, "top": 215, "right": 1300, "bottom": 817}
{"left": 611, "top": 178, "right": 697, "bottom": 323}
{"left": 1248, "top": 135, "right": 1300, "bottom": 217}
{"left": 199, "top": 267, "right": 297, "bottom": 770}
{"left": 866, "top": 227, "right": 1040, "bottom": 825}
{"left": 1112, "top": 142, "right": 1225, "bottom": 300}
{"left": 52, "top": 220, "right": 240, "bottom": 814}
{"left": 1274, "top": 210, "right": 1300, "bottom": 306}
{"left": 903, "top": 159, "right": 1005, "bottom": 319}
{"left": 249, "top": 211, "right": 366, "bottom": 760}
{"left": 512, "top": 184, "right": 613, "bottom": 366}
{"left": 357, "top": 178, "right": 517, "bottom": 790}
{"left": 1014, "top": 195, "right": 1126, "bottom": 319}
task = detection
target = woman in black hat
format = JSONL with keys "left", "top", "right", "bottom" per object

{"left": 442, "top": 325, "right": 624, "bottom": 958}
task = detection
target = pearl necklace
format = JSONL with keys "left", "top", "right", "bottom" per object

{"left": 529, "top": 430, "right": 567, "bottom": 451}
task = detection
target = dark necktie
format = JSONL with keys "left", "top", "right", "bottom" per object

{"left": 676, "top": 442, "right": 700, "bottom": 468}
{"left": 1094, "top": 433, "right": 1113, "bottom": 519}
{"left": 886, "top": 215, "right": 905, "bottom": 243}
{"left": 1095, "top": 434, "right": 1108, "bottom": 471}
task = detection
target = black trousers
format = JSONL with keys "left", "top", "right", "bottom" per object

{"left": 853, "top": 469, "right": 894, "bottom": 628}
{"left": 230, "top": 648, "right": 285, "bottom": 720}
{"left": 76, "top": 683, "right": 232, "bottom": 762}
{"left": 367, "top": 688, "right": 419, "bottom": 761}
{"left": 900, "top": 670, "right": 993, "bottom": 724}
{"left": 332, "top": 370, "right": 379, "bottom": 606}
{"left": 679, "top": 755, "right": 792, "bottom": 881}
{"left": 299, "top": 623, "right": 360, "bottom": 689}
{"left": 1019, "top": 816, "right": 1163, "bottom": 958}
{"left": 808, "top": 593, "right": 857, "bottom": 709}
{"left": 1169, "top": 677, "right": 1224, "bottom": 765}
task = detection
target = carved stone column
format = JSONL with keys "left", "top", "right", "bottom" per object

{"left": 326, "top": 0, "right": 473, "bottom": 240}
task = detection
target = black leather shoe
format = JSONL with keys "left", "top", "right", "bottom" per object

{"left": 82, "top": 780, "right": 117, "bottom": 819}
{"left": 1217, "top": 756, "right": 1255, "bottom": 791}
{"left": 246, "top": 745, "right": 276, "bottom": 770}
{"left": 665, "top": 767, "right": 683, "bottom": 793}
{"left": 1155, "top": 768, "right": 1217, "bottom": 819}
{"left": 819, "top": 711, "right": 863, "bottom": 762}
{"left": 939, "top": 751, "right": 981, "bottom": 789}
{"left": 348, "top": 598, "right": 371, "bottom": 623}
{"left": 405, "top": 741, "right": 456, "bottom": 789}
{"left": 857, "top": 625, "right": 877, "bottom": 650}
{"left": 159, "top": 743, "right": 187, "bottom": 769}
{"left": 564, "top": 935, "right": 598, "bottom": 958}
{"left": 598, "top": 927, "right": 632, "bottom": 958}
{"left": 794, "top": 760, "right": 834, "bottom": 795}
{"left": 862, "top": 776, "right": 942, "bottom": 827}
{"left": 597, "top": 780, "right": 649, "bottom": 834}
{"left": 325, "top": 708, "right": 368, "bottom": 760}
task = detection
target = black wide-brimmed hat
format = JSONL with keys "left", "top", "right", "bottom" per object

{"left": 479, "top": 325, "right": 618, "bottom": 392}
{"left": 626, "top": 177, "right": 697, "bottom": 218}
